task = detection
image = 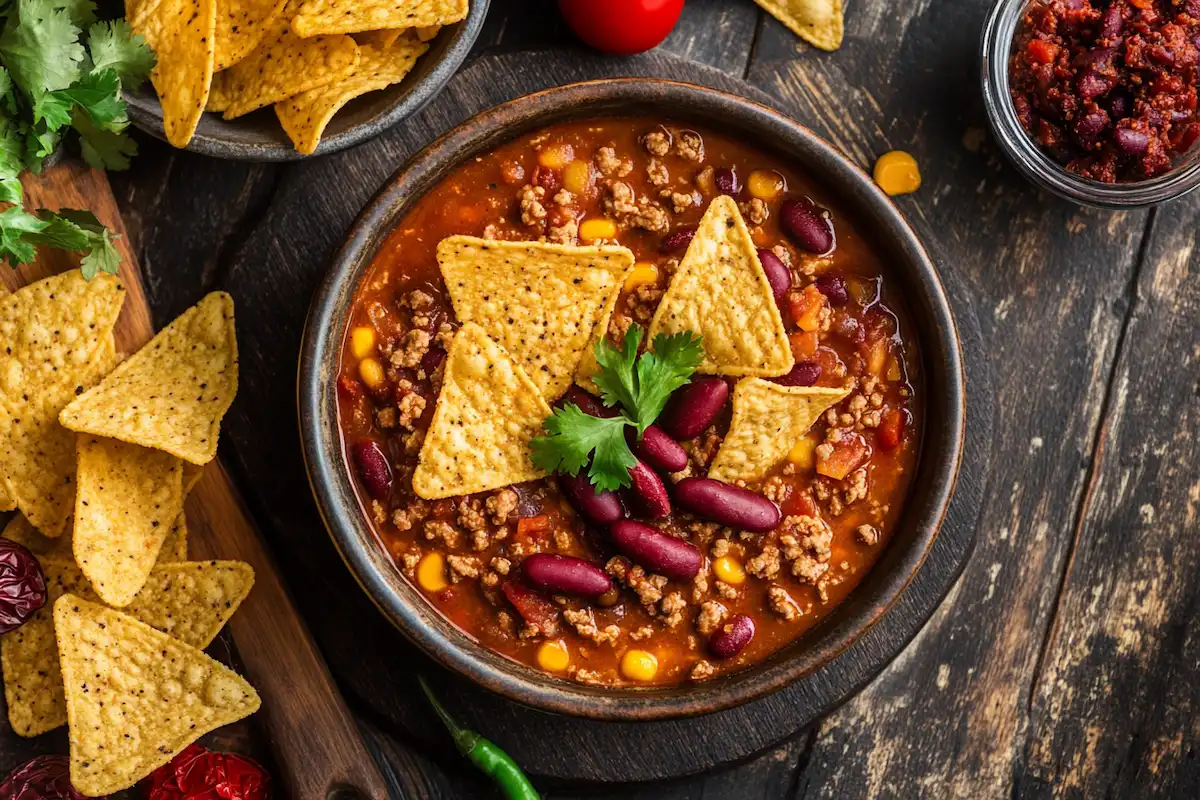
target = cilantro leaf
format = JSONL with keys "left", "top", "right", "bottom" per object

{"left": 529, "top": 404, "right": 638, "bottom": 492}
{"left": 49, "top": 0, "right": 95, "bottom": 29}
{"left": 87, "top": 21, "right": 154, "bottom": 86}
{"left": 78, "top": 225, "right": 117, "bottom": 278}
{"left": 592, "top": 324, "right": 641, "bottom": 418}
{"left": 0, "top": 203, "right": 49, "bottom": 264}
{"left": 30, "top": 85, "right": 69, "bottom": 125}
{"left": 23, "top": 120, "right": 59, "bottom": 171}
{"left": 71, "top": 106, "right": 135, "bottom": 170}
{"left": 0, "top": 0, "right": 86, "bottom": 96}
{"left": 632, "top": 331, "right": 704, "bottom": 432}
{"left": 52, "top": 67, "right": 122, "bottom": 124}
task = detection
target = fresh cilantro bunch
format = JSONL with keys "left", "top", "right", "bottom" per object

{"left": 0, "top": 0, "right": 155, "bottom": 274}
{"left": 531, "top": 325, "right": 704, "bottom": 491}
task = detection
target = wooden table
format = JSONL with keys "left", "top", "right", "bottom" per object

{"left": 100, "top": 0, "right": 1200, "bottom": 796}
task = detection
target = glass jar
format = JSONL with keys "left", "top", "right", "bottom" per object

{"left": 981, "top": 0, "right": 1200, "bottom": 209}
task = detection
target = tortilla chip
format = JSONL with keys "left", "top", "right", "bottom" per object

{"left": 56, "top": 595, "right": 260, "bottom": 794}
{"left": 291, "top": 0, "right": 467, "bottom": 37}
{"left": 3, "top": 512, "right": 186, "bottom": 564}
{"left": 413, "top": 323, "right": 552, "bottom": 499}
{"left": 73, "top": 436, "right": 185, "bottom": 607}
{"left": 648, "top": 196, "right": 794, "bottom": 378}
{"left": 437, "top": 236, "right": 633, "bottom": 401}
{"left": 0, "top": 274, "right": 125, "bottom": 536}
{"left": 708, "top": 379, "right": 851, "bottom": 483}
{"left": 214, "top": 0, "right": 290, "bottom": 70}
{"left": 206, "top": 70, "right": 232, "bottom": 111}
{"left": 275, "top": 39, "right": 427, "bottom": 154}
{"left": 161, "top": 512, "right": 189, "bottom": 561}
{"left": 0, "top": 485, "right": 13, "bottom": 512}
{"left": 183, "top": 462, "right": 205, "bottom": 496}
{"left": 133, "top": 0, "right": 218, "bottom": 147}
{"left": 3, "top": 560, "right": 252, "bottom": 738}
{"left": 755, "top": 0, "right": 844, "bottom": 52}
{"left": 219, "top": 0, "right": 360, "bottom": 120}
{"left": 576, "top": 264, "right": 635, "bottom": 395}
{"left": 416, "top": 24, "right": 441, "bottom": 41}
{"left": 60, "top": 292, "right": 239, "bottom": 467}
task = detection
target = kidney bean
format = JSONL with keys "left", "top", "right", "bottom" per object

{"left": 756, "top": 248, "right": 791, "bottom": 301}
{"left": 814, "top": 273, "right": 849, "bottom": 306}
{"left": 1100, "top": 3, "right": 1123, "bottom": 38}
{"left": 658, "top": 377, "right": 730, "bottom": 440}
{"left": 609, "top": 521, "right": 702, "bottom": 581}
{"left": 351, "top": 440, "right": 392, "bottom": 500}
{"left": 771, "top": 361, "right": 822, "bottom": 387}
{"left": 714, "top": 167, "right": 740, "bottom": 196}
{"left": 627, "top": 459, "right": 671, "bottom": 518}
{"left": 1107, "top": 90, "right": 1132, "bottom": 120}
{"left": 780, "top": 198, "right": 835, "bottom": 254}
{"left": 673, "top": 478, "right": 782, "bottom": 532}
{"left": 627, "top": 426, "right": 688, "bottom": 473}
{"left": 558, "top": 472, "right": 625, "bottom": 525}
{"left": 709, "top": 614, "right": 756, "bottom": 659}
{"left": 533, "top": 165, "right": 560, "bottom": 194}
{"left": 522, "top": 554, "right": 612, "bottom": 598}
{"left": 1073, "top": 111, "right": 1108, "bottom": 150}
{"left": 1114, "top": 127, "right": 1149, "bottom": 156}
{"left": 558, "top": 385, "right": 618, "bottom": 418}
{"left": 660, "top": 226, "right": 697, "bottom": 254}
{"left": 420, "top": 347, "right": 446, "bottom": 379}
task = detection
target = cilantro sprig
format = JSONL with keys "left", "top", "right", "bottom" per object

{"left": 531, "top": 324, "right": 704, "bottom": 491}
{"left": 0, "top": 2, "right": 155, "bottom": 274}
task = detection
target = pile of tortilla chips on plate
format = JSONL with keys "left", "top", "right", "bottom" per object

{"left": 0, "top": 272, "right": 259, "bottom": 796}
{"left": 754, "top": 0, "right": 845, "bottom": 52}
{"left": 132, "top": 0, "right": 466, "bottom": 153}
{"left": 412, "top": 196, "right": 851, "bottom": 499}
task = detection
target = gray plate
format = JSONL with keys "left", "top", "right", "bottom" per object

{"left": 125, "top": 2, "right": 489, "bottom": 161}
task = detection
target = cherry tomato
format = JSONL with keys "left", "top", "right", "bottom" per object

{"left": 558, "top": 0, "right": 685, "bottom": 55}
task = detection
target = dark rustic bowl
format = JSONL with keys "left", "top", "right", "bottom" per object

{"left": 125, "top": 2, "right": 489, "bottom": 161}
{"left": 299, "top": 80, "right": 965, "bottom": 721}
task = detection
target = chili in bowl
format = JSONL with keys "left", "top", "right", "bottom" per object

{"left": 982, "top": 0, "right": 1200, "bottom": 207}
{"left": 300, "top": 80, "right": 965, "bottom": 720}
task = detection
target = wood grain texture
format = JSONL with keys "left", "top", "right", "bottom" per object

{"left": 4, "top": 162, "right": 388, "bottom": 800}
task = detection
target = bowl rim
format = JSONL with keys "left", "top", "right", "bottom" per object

{"left": 125, "top": 1, "right": 490, "bottom": 162}
{"left": 298, "top": 78, "right": 966, "bottom": 721}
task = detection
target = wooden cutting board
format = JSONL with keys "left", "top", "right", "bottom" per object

{"left": 2, "top": 160, "right": 389, "bottom": 800}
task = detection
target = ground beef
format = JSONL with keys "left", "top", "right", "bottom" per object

{"left": 660, "top": 591, "right": 687, "bottom": 628}
{"left": 518, "top": 184, "right": 547, "bottom": 226}
{"left": 675, "top": 130, "right": 704, "bottom": 161}
{"left": 424, "top": 519, "right": 460, "bottom": 549}
{"left": 594, "top": 146, "right": 633, "bottom": 177}
{"left": 747, "top": 544, "right": 782, "bottom": 580}
{"left": 642, "top": 128, "right": 671, "bottom": 156}
{"left": 397, "top": 392, "right": 426, "bottom": 429}
{"left": 669, "top": 191, "right": 699, "bottom": 213}
{"left": 486, "top": 489, "right": 519, "bottom": 526}
{"left": 696, "top": 600, "right": 727, "bottom": 635}
{"left": 574, "top": 669, "right": 605, "bottom": 685}
{"left": 603, "top": 181, "right": 670, "bottom": 233}
{"left": 392, "top": 500, "right": 429, "bottom": 533}
{"left": 742, "top": 197, "right": 769, "bottom": 225}
{"left": 390, "top": 329, "right": 430, "bottom": 369}
{"left": 546, "top": 209, "right": 579, "bottom": 244}
{"left": 628, "top": 284, "right": 664, "bottom": 324}
{"left": 767, "top": 585, "right": 800, "bottom": 620}
{"left": 376, "top": 407, "right": 397, "bottom": 429}
{"left": 647, "top": 158, "right": 669, "bottom": 186}
{"left": 856, "top": 524, "right": 881, "bottom": 546}
{"left": 688, "top": 426, "right": 723, "bottom": 469}
{"left": 564, "top": 608, "right": 621, "bottom": 645}
{"left": 447, "top": 554, "right": 481, "bottom": 582}
{"left": 779, "top": 515, "right": 833, "bottom": 585}
{"left": 690, "top": 660, "right": 716, "bottom": 681}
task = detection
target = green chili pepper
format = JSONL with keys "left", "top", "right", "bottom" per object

{"left": 418, "top": 675, "right": 541, "bottom": 800}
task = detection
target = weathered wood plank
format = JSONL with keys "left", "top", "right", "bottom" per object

{"left": 1020, "top": 198, "right": 1200, "bottom": 798}
{"left": 746, "top": 0, "right": 1152, "bottom": 796}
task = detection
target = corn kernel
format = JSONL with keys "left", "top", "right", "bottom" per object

{"left": 358, "top": 357, "right": 385, "bottom": 390}
{"left": 624, "top": 263, "right": 659, "bottom": 293}
{"left": 563, "top": 159, "right": 593, "bottom": 195}
{"left": 620, "top": 649, "right": 658, "bottom": 682}
{"left": 873, "top": 151, "right": 922, "bottom": 196}
{"left": 579, "top": 218, "right": 617, "bottom": 243}
{"left": 416, "top": 553, "right": 448, "bottom": 592}
{"left": 713, "top": 556, "right": 746, "bottom": 585}
{"left": 536, "top": 640, "right": 571, "bottom": 672}
{"left": 350, "top": 326, "right": 376, "bottom": 359}
{"left": 747, "top": 169, "right": 786, "bottom": 200}
{"left": 788, "top": 435, "right": 818, "bottom": 469}
{"left": 537, "top": 143, "right": 575, "bottom": 169}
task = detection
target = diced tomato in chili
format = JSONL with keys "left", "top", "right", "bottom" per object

{"left": 501, "top": 580, "right": 559, "bottom": 636}
{"left": 789, "top": 330, "right": 819, "bottom": 359}
{"left": 789, "top": 285, "right": 826, "bottom": 332}
{"left": 516, "top": 514, "right": 551, "bottom": 538}
{"left": 782, "top": 488, "right": 817, "bottom": 518}
{"left": 877, "top": 408, "right": 907, "bottom": 450}
{"left": 1026, "top": 39, "right": 1059, "bottom": 65}
{"left": 337, "top": 375, "right": 365, "bottom": 400}
{"left": 817, "top": 433, "right": 871, "bottom": 480}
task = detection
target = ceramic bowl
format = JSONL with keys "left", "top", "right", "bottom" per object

{"left": 299, "top": 79, "right": 965, "bottom": 720}
{"left": 125, "top": 2, "right": 489, "bottom": 161}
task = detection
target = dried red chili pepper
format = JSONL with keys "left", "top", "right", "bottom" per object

{"left": 0, "top": 755, "right": 88, "bottom": 800}
{"left": 0, "top": 540, "right": 47, "bottom": 634}
{"left": 141, "top": 745, "right": 270, "bottom": 800}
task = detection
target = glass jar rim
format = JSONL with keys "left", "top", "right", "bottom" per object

{"left": 980, "top": 0, "right": 1200, "bottom": 209}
